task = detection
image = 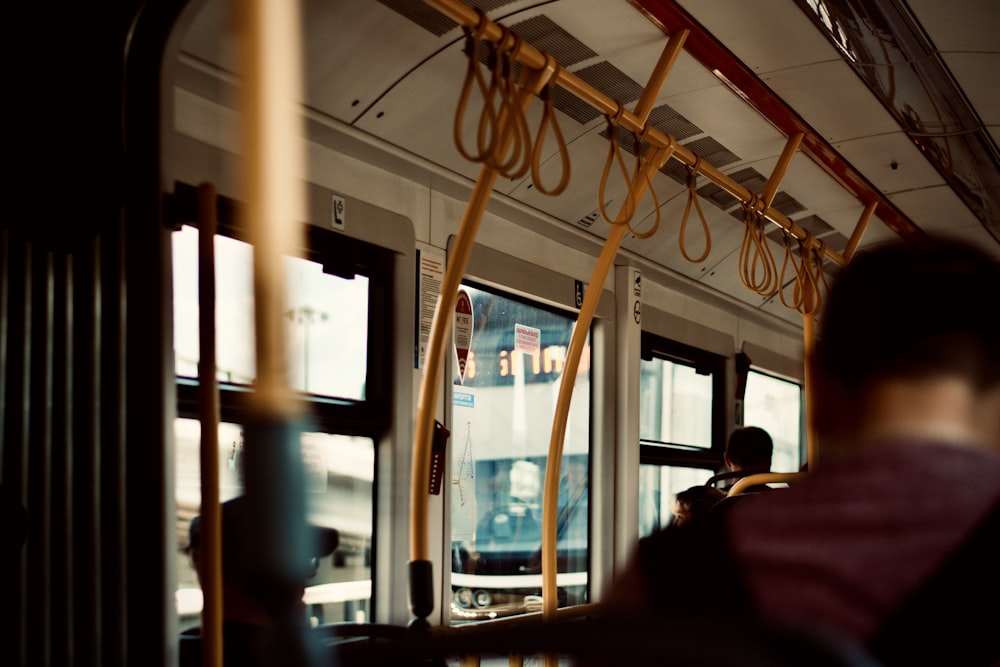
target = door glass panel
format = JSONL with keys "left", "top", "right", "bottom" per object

{"left": 449, "top": 284, "right": 590, "bottom": 623}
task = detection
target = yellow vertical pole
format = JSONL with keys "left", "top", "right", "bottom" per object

{"left": 233, "top": 0, "right": 313, "bottom": 664}
{"left": 539, "top": 32, "right": 686, "bottom": 645}
{"left": 236, "top": 0, "right": 306, "bottom": 412}
{"left": 803, "top": 312, "right": 819, "bottom": 471}
{"left": 844, "top": 201, "right": 876, "bottom": 261}
{"left": 409, "top": 58, "right": 557, "bottom": 624}
{"left": 197, "top": 184, "right": 223, "bottom": 667}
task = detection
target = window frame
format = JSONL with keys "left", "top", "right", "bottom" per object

{"left": 173, "top": 212, "right": 394, "bottom": 440}
{"left": 638, "top": 331, "right": 727, "bottom": 471}
{"left": 168, "top": 182, "right": 396, "bottom": 625}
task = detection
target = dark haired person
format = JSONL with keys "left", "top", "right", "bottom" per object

{"left": 602, "top": 237, "right": 1000, "bottom": 666}
{"left": 670, "top": 485, "right": 726, "bottom": 528}
{"left": 712, "top": 425, "right": 775, "bottom": 493}
{"left": 180, "top": 496, "right": 339, "bottom": 667}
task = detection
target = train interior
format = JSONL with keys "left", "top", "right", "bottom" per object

{"left": 3, "top": 0, "right": 999, "bottom": 664}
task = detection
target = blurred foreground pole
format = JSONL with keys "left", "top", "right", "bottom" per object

{"left": 233, "top": 0, "right": 323, "bottom": 664}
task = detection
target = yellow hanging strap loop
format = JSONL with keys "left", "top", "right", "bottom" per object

{"left": 598, "top": 103, "right": 636, "bottom": 227}
{"left": 678, "top": 156, "right": 712, "bottom": 263}
{"left": 486, "top": 31, "right": 533, "bottom": 179}
{"left": 738, "top": 197, "right": 778, "bottom": 297}
{"left": 478, "top": 27, "right": 511, "bottom": 167}
{"left": 530, "top": 54, "right": 571, "bottom": 196}
{"left": 453, "top": 10, "right": 494, "bottom": 164}
{"left": 627, "top": 125, "right": 662, "bottom": 239}
{"left": 795, "top": 238, "right": 818, "bottom": 316}
{"left": 802, "top": 241, "right": 828, "bottom": 317}
{"left": 778, "top": 232, "right": 806, "bottom": 312}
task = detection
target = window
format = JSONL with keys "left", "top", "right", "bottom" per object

{"left": 743, "top": 370, "right": 803, "bottom": 473}
{"left": 449, "top": 283, "right": 590, "bottom": 622}
{"left": 172, "top": 219, "right": 388, "bottom": 629}
{"left": 638, "top": 333, "right": 726, "bottom": 536}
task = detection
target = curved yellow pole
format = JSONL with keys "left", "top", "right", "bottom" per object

{"left": 409, "top": 61, "right": 557, "bottom": 623}
{"left": 411, "top": 164, "right": 498, "bottom": 563}
{"left": 540, "top": 144, "right": 674, "bottom": 627}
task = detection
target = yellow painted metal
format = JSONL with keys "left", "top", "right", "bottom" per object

{"left": 632, "top": 29, "right": 690, "bottom": 122}
{"left": 197, "top": 183, "right": 223, "bottom": 667}
{"left": 760, "top": 133, "right": 805, "bottom": 211}
{"left": 540, "top": 146, "right": 675, "bottom": 637}
{"left": 237, "top": 0, "right": 307, "bottom": 418}
{"left": 844, "top": 201, "right": 877, "bottom": 261}
{"left": 410, "top": 63, "right": 558, "bottom": 563}
{"left": 728, "top": 472, "right": 807, "bottom": 496}
{"left": 537, "top": 31, "right": 687, "bottom": 640}
{"left": 803, "top": 312, "right": 819, "bottom": 471}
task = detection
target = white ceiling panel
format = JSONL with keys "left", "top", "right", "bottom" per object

{"left": 832, "top": 132, "right": 946, "bottom": 195}
{"left": 761, "top": 60, "right": 901, "bottom": 142}
{"left": 302, "top": 0, "right": 460, "bottom": 123}
{"left": 887, "top": 185, "right": 983, "bottom": 233}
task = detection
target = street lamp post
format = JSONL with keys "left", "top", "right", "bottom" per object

{"left": 284, "top": 305, "right": 328, "bottom": 392}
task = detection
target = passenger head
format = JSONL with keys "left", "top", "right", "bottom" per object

{"left": 188, "top": 496, "right": 339, "bottom": 624}
{"left": 724, "top": 426, "right": 773, "bottom": 472}
{"left": 671, "top": 485, "right": 725, "bottom": 528}
{"left": 812, "top": 236, "right": 1000, "bottom": 452}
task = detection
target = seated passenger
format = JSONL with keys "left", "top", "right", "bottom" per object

{"left": 706, "top": 426, "right": 775, "bottom": 493}
{"left": 180, "top": 496, "right": 339, "bottom": 667}
{"left": 602, "top": 236, "right": 1000, "bottom": 666}
{"left": 670, "top": 485, "right": 725, "bottom": 528}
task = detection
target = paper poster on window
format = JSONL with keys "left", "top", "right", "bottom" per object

{"left": 454, "top": 288, "right": 474, "bottom": 384}
{"left": 514, "top": 323, "right": 541, "bottom": 357}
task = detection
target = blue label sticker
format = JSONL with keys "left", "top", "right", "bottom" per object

{"left": 453, "top": 391, "right": 475, "bottom": 408}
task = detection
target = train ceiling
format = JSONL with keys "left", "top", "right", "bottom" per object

{"left": 172, "top": 0, "right": 1000, "bottom": 326}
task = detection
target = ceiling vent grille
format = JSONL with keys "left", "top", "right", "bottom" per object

{"left": 647, "top": 104, "right": 701, "bottom": 142}
{"left": 507, "top": 15, "right": 597, "bottom": 68}
{"left": 552, "top": 62, "right": 643, "bottom": 125}
{"left": 683, "top": 137, "right": 741, "bottom": 171}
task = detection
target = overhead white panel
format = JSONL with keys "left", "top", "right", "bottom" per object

{"left": 832, "top": 132, "right": 946, "bottom": 195}
{"left": 761, "top": 60, "right": 901, "bottom": 142}
{"left": 887, "top": 186, "right": 983, "bottom": 233}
